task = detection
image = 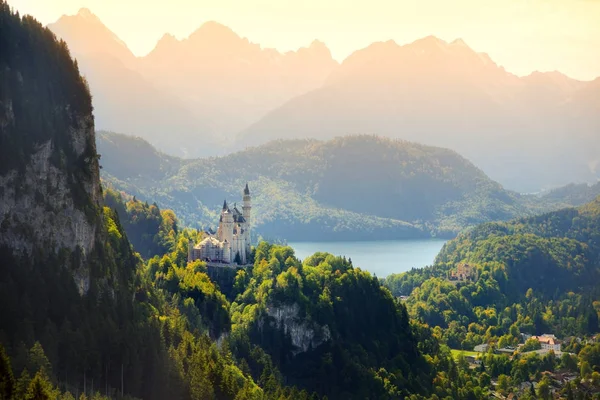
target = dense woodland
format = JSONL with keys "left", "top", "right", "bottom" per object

{"left": 2, "top": 2, "right": 600, "bottom": 399}
{"left": 97, "top": 131, "right": 600, "bottom": 242}
{"left": 383, "top": 197, "right": 600, "bottom": 398}
{"left": 96, "top": 132, "right": 558, "bottom": 241}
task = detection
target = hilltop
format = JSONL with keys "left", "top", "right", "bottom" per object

{"left": 97, "top": 131, "right": 568, "bottom": 241}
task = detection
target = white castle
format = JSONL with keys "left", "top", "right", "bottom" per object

{"left": 187, "top": 184, "right": 252, "bottom": 265}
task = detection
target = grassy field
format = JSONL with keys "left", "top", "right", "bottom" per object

{"left": 450, "top": 349, "right": 481, "bottom": 359}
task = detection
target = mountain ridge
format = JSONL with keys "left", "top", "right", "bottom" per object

{"left": 236, "top": 35, "right": 600, "bottom": 192}
{"left": 96, "top": 131, "right": 578, "bottom": 241}
{"left": 48, "top": 8, "right": 600, "bottom": 192}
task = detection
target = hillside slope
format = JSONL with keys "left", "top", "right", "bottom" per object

{"left": 0, "top": 7, "right": 265, "bottom": 399}
{"left": 384, "top": 197, "right": 600, "bottom": 328}
{"left": 0, "top": 5, "right": 152, "bottom": 397}
{"left": 236, "top": 37, "right": 600, "bottom": 192}
{"left": 97, "top": 131, "right": 560, "bottom": 240}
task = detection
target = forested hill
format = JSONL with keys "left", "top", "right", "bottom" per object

{"left": 384, "top": 197, "right": 600, "bottom": 345}
{"left": 0, "top": 3, "right": 148, "bottom": 397}
{"left": 540, "top": 181, "right": 600, "bottom": 207}
{"left": 0, "top": 5, "right": 265, "bottom": 399}
{"left": 0, "top": 8, "right": 434, "bottom": 400}
{"left": 381, "top": 198, "right": 600, "bottom": 398}
{"left": 97, "top": 131, "right": 561, "bottom": 240}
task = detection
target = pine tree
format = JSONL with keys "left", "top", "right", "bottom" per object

{"left": 0, "top": 344, "right": 15, "bottom": 400}
{"left": 24, "top": 372, "right": 51, "bottom": 400}
{"left": 27, "top": 343, "right": 51, "bottom": 378}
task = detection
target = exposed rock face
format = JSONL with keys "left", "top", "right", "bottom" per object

{"left": 0, "top": 12, "right": 103, "bottom": 295}
{"left": 0, "top": 137, "right": 99, "bottom": 253}
{"left": 0, "top": 115, "right": 102, "bottom": 293}
{"left": 265, "top": 303, "right": 331, "bottom": 355}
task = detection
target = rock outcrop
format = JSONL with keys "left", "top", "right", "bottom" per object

{"left": 265, "top": 303, "right": 331, "bottom": 355}
{"left": 0, "top": 5, "right": 103, "bottom": 294}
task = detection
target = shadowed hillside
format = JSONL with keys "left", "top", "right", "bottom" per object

{"left": 97, "top": 131, "right": 570, "bottom": 241}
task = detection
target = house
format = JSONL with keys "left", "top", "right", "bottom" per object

{"left": 532, "top": 334, "right": 561, "bottom": 351}
{"left": 474, "top": 343, "right": 489, "bottom": 353}
{"left": 465, "top": 355, "right": 482, "bottom": 365}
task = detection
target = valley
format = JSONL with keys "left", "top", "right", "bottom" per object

{"left": 1, "top": 1, "right": 600, "bottom": 400}
{"left": 42, "top": 8, "right": 600, "bottom": 193}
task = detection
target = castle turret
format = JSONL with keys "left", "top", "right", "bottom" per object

{"left": 223, "top": 240, "right": 231, "bottom": 263}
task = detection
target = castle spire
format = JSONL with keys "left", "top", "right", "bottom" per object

{"left": 222, "top": 199, "right": 228, "bottom": 210}
{"left": 244, "top": 183, "right": 250, "bottom": 195}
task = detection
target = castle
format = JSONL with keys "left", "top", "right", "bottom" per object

{"left": 188, "top": 184, "right": 252, "bottom": 265}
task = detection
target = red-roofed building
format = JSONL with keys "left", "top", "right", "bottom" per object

{"left": 532, "top": 334, "right": 561, "bottom": 351}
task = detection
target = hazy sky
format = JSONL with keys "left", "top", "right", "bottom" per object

{"left": 9, "top": 0, "right": 600, "bottom": 80}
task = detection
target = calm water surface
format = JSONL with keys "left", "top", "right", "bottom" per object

{"left": 288, "top": 239, "right": 447, "bottom": 278}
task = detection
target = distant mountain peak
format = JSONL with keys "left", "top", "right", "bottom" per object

{"left": 157, "top": 32, "right": 178, "bottom": 45}
{"left": 76, "top": 7, "right": 94, "bottom": 18}
{"left": 49, "top": 8, "right": 134, "bottom": 66}
{"left": 411, "top": 35, "right": 448, "bottom": 48}
{"left": 297, "top": 39, "right": 333, "bottom": 58}
{"left": 450, "top": 38, "right": 468, "bottom": 47}
{"left": 309, "top": 39, "right": 327, "bottom": 49}
{"left": 69, "top": 7, "right": 104, "bottom": 25}
{"left": 190, "top": 21, "right": 241, "bottom": 41}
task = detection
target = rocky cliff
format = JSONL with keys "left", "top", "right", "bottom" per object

{"left": 265, "top": 303, "right": 331, "bottom": 355}
{"left": 0, "top": 5, "right": 103, "bottom": 293}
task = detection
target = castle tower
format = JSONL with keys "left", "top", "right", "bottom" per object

{"left": 223, "top": 240, "right": 231, "bottom": 263}
{"left": 242, "top": 183, "right": 252, "bottom": 255}
{"left": 223, "top": 213, "right": 234, "bottom": 243}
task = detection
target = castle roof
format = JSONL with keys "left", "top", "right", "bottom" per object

{"left": 222, "top": 199, "right": 228, "bottom": 210}
{"left": 195, "top": 236, "right": 224, "bottom": 249}
{"left": 244, "top": 183, "right": 250, "bottom": 195}
{"left": 231, "top": 205, "right": 246, "bottom": 223}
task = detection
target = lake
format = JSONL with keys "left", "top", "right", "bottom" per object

{"left": 288, "top": 239, "right": 447, "bottom": 278}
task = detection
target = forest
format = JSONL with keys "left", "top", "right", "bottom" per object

{"left": 96, "top": 132, "right": 600, "bottom": 242}
{"left": 382, "top": 197, "right": 600, "bottom": 398}
{"left": 1, "top": 1, "right": 600, "bottom": 399}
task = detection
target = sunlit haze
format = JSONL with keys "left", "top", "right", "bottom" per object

{"left": 9, "top": 0, "right": 600, "bottom": 80}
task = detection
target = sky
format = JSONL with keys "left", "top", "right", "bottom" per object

{"left": 9, "top": 0, "right": 600, "bottom": 80}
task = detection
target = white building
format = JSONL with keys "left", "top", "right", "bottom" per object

{"left": 474, "top": 344, "right": 489, "bottom": 353}
{"left": 532, "top": 334, "right": 561, "bottom": 352}
{"left": 188, "top": 184, "right": 252, "bottom": 265}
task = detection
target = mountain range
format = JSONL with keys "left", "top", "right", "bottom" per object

{"left": 96, "top": 131, "right": 600, "bottom": 241}
{"left": 48, "top": 8, "right": 338, "bottom": 156}
{"left": 48, "top": 8, "right": 600, "bottom": 192}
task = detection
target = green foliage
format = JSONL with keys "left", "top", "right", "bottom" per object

{"left": 0, "top": 0, "right": 100, "bottom": 222}
{"left": 381, "top": 198, "right": 600, "bottom": 398}
{"left": 383, "top": 198, "right": 600, "bottom": 349}
{"left": 97, "top": 132, "right": 573, "bottom": 241}
{"left": 226, "top": 242, "right": 429, "bottom": 399}
{"left": 521, "top": 338, "right": 542, "bottom": 352}
{"left": 0, "top": 344, "right": 15, "bottom": 400}
{"left": 24, "top": 372, "right": 53, "bottom": 400}
{"left": 104, "top": 188, "right": 178, "bottom": 258}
